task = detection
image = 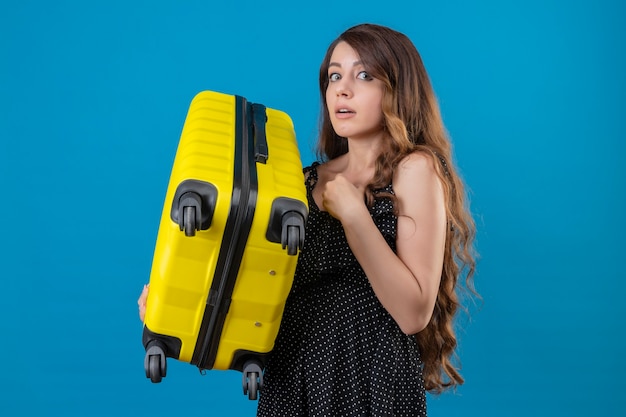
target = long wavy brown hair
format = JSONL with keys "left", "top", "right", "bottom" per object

{"left": 317, "top": 23, "right": 477, "bottom": 394}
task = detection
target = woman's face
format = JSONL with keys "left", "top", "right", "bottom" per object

{"left": 325, "top": 41, "right": 385, "bottom": 141}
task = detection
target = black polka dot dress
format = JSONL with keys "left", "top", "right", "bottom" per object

{"left": 257, "top": 163, "right": 427, "bottom": 417}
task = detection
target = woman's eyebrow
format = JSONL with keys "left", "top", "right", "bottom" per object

{"left": 328, "top": 60, "right": 363, "bottom": 69}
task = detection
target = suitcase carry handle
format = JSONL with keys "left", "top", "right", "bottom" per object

{"left": 251, "top": 103, "right": 269, "bottom": 164}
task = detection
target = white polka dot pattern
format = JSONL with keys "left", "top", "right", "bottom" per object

{"left": 257, "top": 163, "right": 427, "bottom": 416}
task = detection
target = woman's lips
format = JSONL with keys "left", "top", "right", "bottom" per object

{"left": 334, "top": 107, "right": 355, "bottom": 119}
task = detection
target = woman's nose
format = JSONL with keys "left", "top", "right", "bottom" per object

{"left": 335, "top": 81, "right": 352, "bottom": 97}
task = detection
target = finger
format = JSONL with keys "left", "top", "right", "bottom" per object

{"left": 138, "top": 284, "right": 149, "bottom": 305}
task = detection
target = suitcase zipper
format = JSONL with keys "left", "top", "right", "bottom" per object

{"left": 191, "top": 96, "right": 260, "bottom": 370}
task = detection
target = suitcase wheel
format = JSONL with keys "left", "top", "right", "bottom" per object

{"left": 267, "top": 198, "right": 307, "bottom": 253}
{"left": 183, "top": 205, "right": 196, "bottom": 237}
{"left": 285, "top": 225, "right": 300, "bottom": 256}
{"left": 144, "top": 343, "right": 167, "bottom": 383}
{"left": 242, "top": 360, "right": 264, "bottom": 400}
{"left": 170, "top": 180, "right": 218, "bottom": 237}
{"left": 281, "top": 211, "right": 305, "bottom": 256}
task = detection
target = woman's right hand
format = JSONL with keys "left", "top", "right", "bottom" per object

{"left": 138, "top": 284, "right": 149, "bottom": 322}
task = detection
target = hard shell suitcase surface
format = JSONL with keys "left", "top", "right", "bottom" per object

{"left": 142, "top": 91, "right": 307, "bottom": 400}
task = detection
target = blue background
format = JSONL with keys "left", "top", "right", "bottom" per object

{"left": 1, "top": 1, "right": 624, "bottom": 415}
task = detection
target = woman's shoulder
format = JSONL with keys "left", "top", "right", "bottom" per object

{"left": 395, "top": 151, "right": 437, "bottom": 178}
{"left": 304, "top": 157, "right": 344, "bottom": 180}
{"left": 303, "top": 161, "right": 321, "bottom": 179}
{"left": 393, "top": 151, "right": 442, "bottom": 197}
{"left": 303, "top": 161, "right": 327, "bottom": 188}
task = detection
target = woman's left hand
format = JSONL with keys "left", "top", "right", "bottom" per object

{"left": 138, "top": 284, "right": 149, "bottom": 322}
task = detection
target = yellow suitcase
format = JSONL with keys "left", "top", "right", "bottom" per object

{"left": 142, "top": 91, "right": 307, "bottom": 400}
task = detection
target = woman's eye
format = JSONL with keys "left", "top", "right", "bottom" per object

{"left": 357, "top": 71, "right": 372, "bottom": 81}
{"left": 329, "top": 73, "right": 341, "bottom": 82}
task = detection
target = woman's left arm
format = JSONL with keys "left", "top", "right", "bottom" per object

{"left": 324, "top": 152, "right": 446, "bottom": 335}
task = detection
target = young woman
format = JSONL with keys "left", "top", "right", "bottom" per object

{"left": 139, "top": 23, "right": 477, "bottom": 416}
{"left": 255, "top": 23, "right": 477, "bottom": 416}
